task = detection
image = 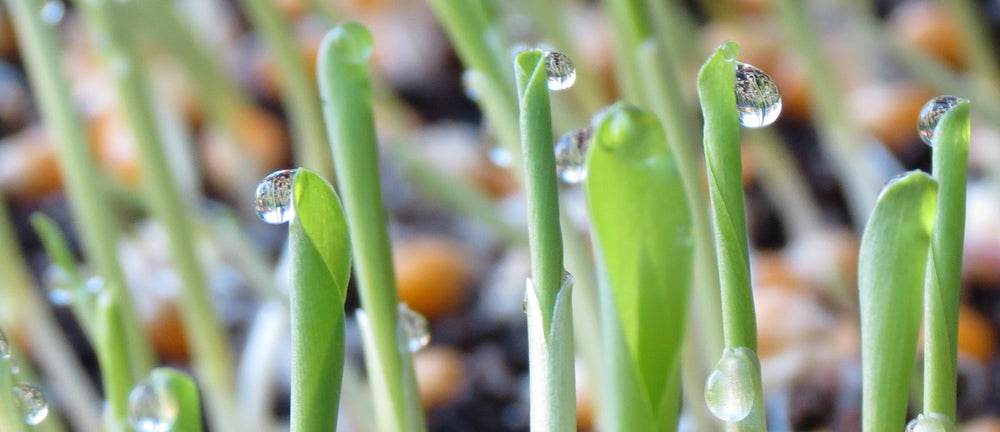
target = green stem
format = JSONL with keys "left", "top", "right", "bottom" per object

{"left": 697, "top": 42, "right": 767, "bottom": 430}
{"left": 515, "top": 49, "right": 575, "bottom": 432}
{"left": 0, "top": 355, "right": 25, "bottom": 432}
{"left": 8, "top": 0, "right": 154, "bottom": 375}
{"left": 599, "top": 0, "right": 651, "bottom": 103}
{"left": 73, "top": 3, "right": 238, "bottom": 431}
{"left": 923, "top": 101, "right": 971, "bottom": 420}
{"left": 771, "top": 0, "right": 887, "bottom": 226}
{"left": 95, "top": 290, "right": 133, "bottom": 432}
{"left": 318, "top": 22, "right": 426, "bottom": 432}
{"left": 236, "top": 0, "right": 336, "bottom": 180}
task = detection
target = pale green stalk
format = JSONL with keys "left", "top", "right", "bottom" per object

{"left": 8, "top": 0, "right": 154, "bottom": 375}
{"left": 923, "top": 101, "right": 971, "bottom": 420}
{"left": 73, "top": 2, "right": 238, "bottom": 431}
{"left": 318, "top": 23, "right": 426, "bottom": 432}
{"left": 515, "top": 49, "right": 575, "bottom": 432}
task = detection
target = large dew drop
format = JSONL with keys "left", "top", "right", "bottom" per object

{"left": 128, "top": 381, "right": 179, "bottom": 432}
{"left": 917, "top": 95, "right": 962, "bottom": 146}
{"left": 554, "top": 128, "right": 592, "bottom": 184}
{"left": 255, "top": 169, "right": 297, "bottom": 224}
{"left": 398, "top": 303, "right": 430, "bottom": 352}
{"left": 704, "top": 347, "right": 757, "bottom": 422}
{"left": 12, "top": 383, "right": 48, "bottom": 425}
{"left": 905, "top": 413, "right": 955, "bottom": 432}
{"left": 544, "top": 51, "right": 576, "bottom": 91}
{"left": 734, "top": 63, "right": 782, "bottom": 128}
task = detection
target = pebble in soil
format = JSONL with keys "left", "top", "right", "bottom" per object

{"left": 735, "top": 62, "right": 782, "bottom": 128}
{"left": 255, "top": 169, "right": 297, "bottom": 224}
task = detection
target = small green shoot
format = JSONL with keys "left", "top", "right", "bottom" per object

{"left": 288, "top": 168, "right": 351, "bottom": 431}
{"left": 859, "top": 172, "right": 938, "bottom": 432}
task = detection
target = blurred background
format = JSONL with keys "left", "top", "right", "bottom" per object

{"left": 2, "top": 0, "right": 1000, "bottom": 431}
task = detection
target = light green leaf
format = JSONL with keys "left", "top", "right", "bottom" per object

{"left": 860, "top": 171, "right": 937, "bottom": 432}
{"left": 288, "top": 168, "right": 351, "bottom": 431}
{"left": 584, "top": 102, "right": 692, "bottom": 421}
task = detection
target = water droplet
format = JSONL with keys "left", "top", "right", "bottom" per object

{"left": 918, "top": 95, "right": 963, "bottom": 146}
{"left": 905, "top": 413, "right": 955, "bottom": 432}
{"left": 12, "top": 383, "right": 48, "bottom": 425}
{"left": 561, "top": 269, "right": 574, "bottom": 289}
{"left": 128, "top": 381, "right": 178, "bottom": 432}
{"left": 704, "top": 347, "right": 757, "bottom": 422}
{"left": 489, "top": 147, "right": 513, "bottom": 168}
{"left": 255, "top": 169, "right": 297, "bottom": 224}
{"left": 398, "top": 303, "right": 430, "bottom": 352}
{"left": 44, "top": 266, "right": 75, "bottom": 306}
{"left": 85, "top": 276, "right": 105, "bottom": 294}
{"left": 554, "top": 128, "right": 592, "bottom": 184}
{"left": 8, "top": 359, "right": 20, "bottom": 375}
{"left": 40, "top": 1, "right": 65, "bottom": 26}
{"left": 721, "top": 41, "right": 739, "bottom": 62}
{"left": 0, "top": 328, "right": 10, "bottom": 359}
{"left": 327, "top": 22, "right": 374, "bottom": 64}
{"left": 734, "top": 63, "right": 782, "bottom": 128}
{"left": 544, "top": 51, "right": 576, "bottom": 91}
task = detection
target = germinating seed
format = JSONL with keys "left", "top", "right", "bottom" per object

{"left": 735, "top": 63, "right": 782, "bottom": 128}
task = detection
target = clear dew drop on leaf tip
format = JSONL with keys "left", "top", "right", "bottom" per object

{"left": 543, "top": 51, "right": 576, "bottom": 92}
{"left": 734, "top": 63, "right": 782, "bottom": 128}
{"left": 255, "top": 169, "right": 298, "bottom": 225}
{"left": 917, "top": 95, "right": 963, "bottom": 146}
{"left": 128, "top": 380, "right": 179, "bottom": 432}
{"left": 40, "top": 1, "right": 64, "bottom": 26}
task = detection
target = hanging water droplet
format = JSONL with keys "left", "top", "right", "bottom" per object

{"left": 398, "top": 303, "right": 430, "bottom": 352}
{"left": 0, "top": 328, "right": 10, "bottom": 359}
{"left": 734, "top": 63, "right": 782, "bottom": 128}
{"left": 704, "top": 347, "right": 757, "bottom": 422}
{"left": 905, "top": 413, "right": 955, "bottom": 432}
{"left": 12, "top": 383, "right": 48, "bottom": 425}
{"left": 255, "top": 169, "right": 298, "bottom": 224}
{"left": 917, "top": 95, "right": 963, "bottom": 146}
{"left": 40, "top": 1, "right": 65, "bottom": 26}
{"left": 554, "top": 128, "right": 592, "bottom": 184}
{"left": 44, "top": 266, "right": 75, "bottom": 306}
{"left": 544, "top": 51, "right": 576, "bottom": 91}
{"left": 128, "top": 380, "right": 179, "bottom": 432}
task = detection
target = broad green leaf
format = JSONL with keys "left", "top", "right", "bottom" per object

{"left": 860, "top": 171, "right": 937, "bottom": 432}
{"left": 288, "top": 168, "right": 351, "bottom": 432}
{"left": 584, "top": 103, "right": 692, "bottom": 427}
